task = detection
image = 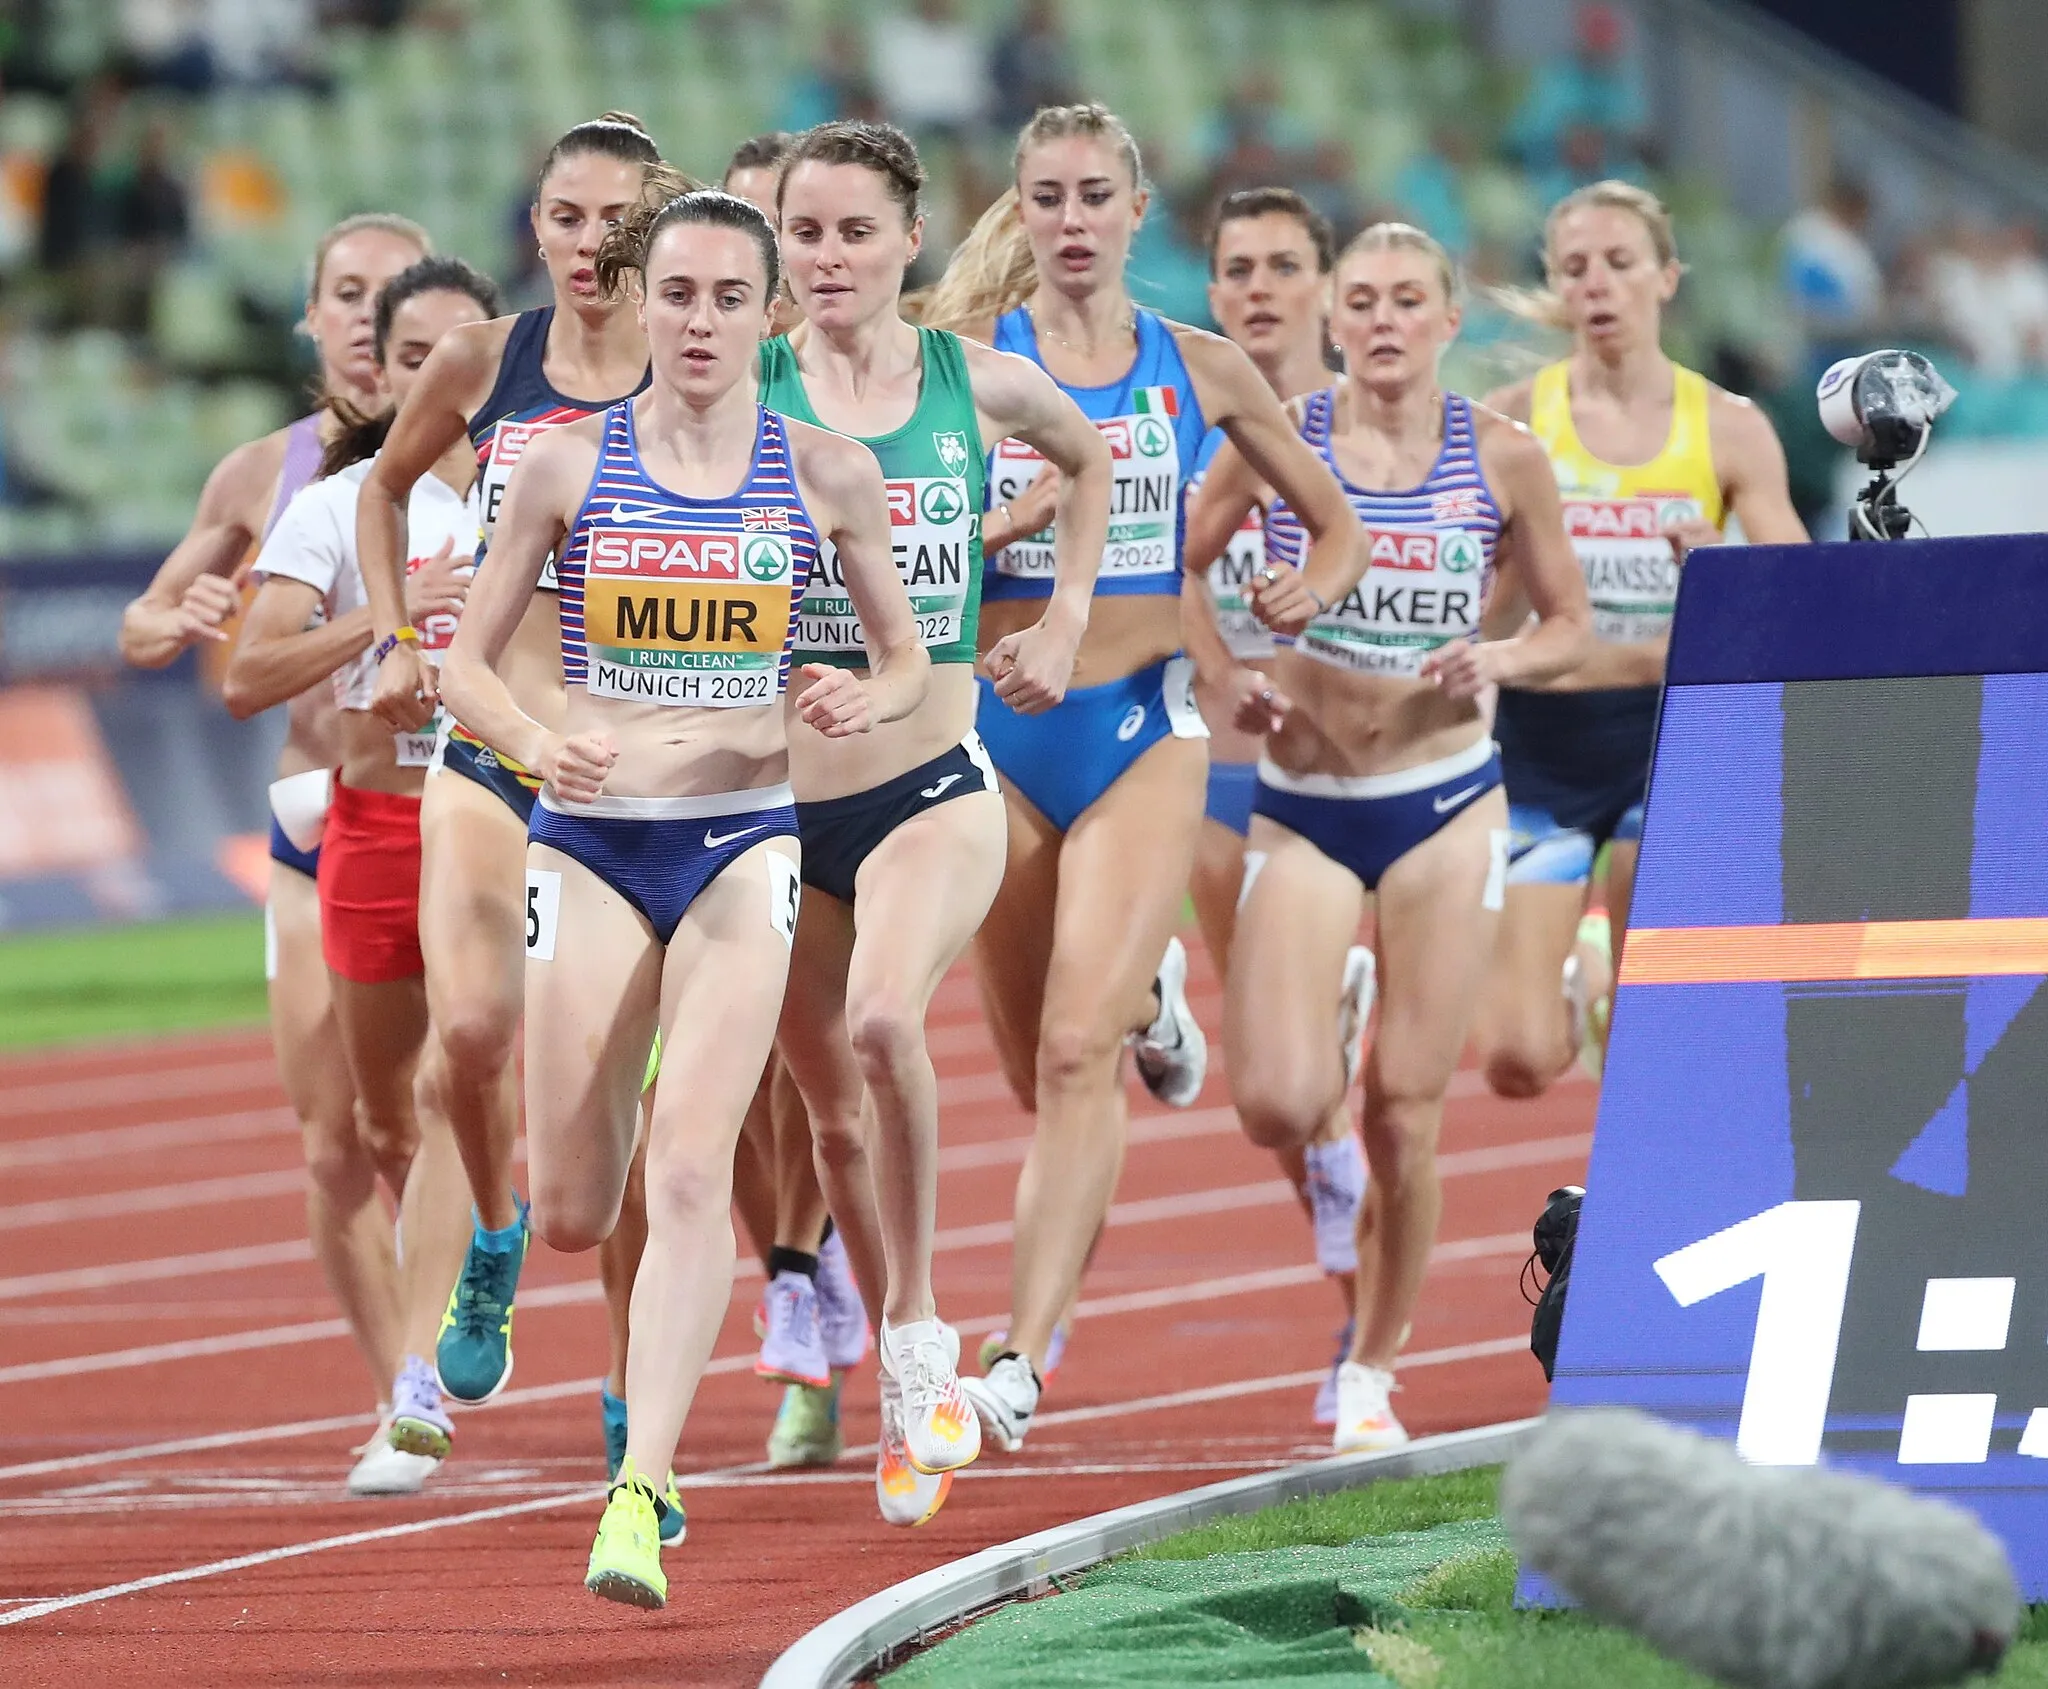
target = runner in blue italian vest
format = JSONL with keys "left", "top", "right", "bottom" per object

{"left": 762, "top": 121, "right": 1112, "bottom": 1525}
{"left": 1186, "top": 222, "right": 1590, "bottom": 1459}
{"left": 920, "top": 102, "right": 1361, "bottom": 1457}
{"left": 441, "top": 189, "right": 926, "bottom": 1609}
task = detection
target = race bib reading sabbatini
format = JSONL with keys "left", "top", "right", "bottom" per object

{"left": 1300, "top": 524, "right": 1487, "bottom": 678}
{"left": 583, "top": 525, "right": 797, "bottom": 708}
{"left": 989, "top": 390, "right": 1181, "bottom": 581}
{"left": 798, "top": 476, "right": 974, "bottom": 656}
{"left": 1562, "top": 494, "right": 1697, "bottom": 644}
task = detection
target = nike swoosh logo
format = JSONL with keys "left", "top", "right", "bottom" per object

{"left": 1432, "top": 783, "right": 1485, "bottom": 814}
{"left": 704, "top": 825, "right": 764, "bottom": 848}
{"left": 919, "top": 774, "right": 963, "bottom": 800}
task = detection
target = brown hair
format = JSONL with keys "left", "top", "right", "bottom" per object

{"left": 725, "top": 132, "right": 794, "bottom": 179}
{"left": 777, "top": 120, "right": 925, "bottom": 225}
{"left": 536, "top": 110, "right": 660, "bottom": 199}
{"left": 1338, "top": 221, "right": 1460, "bottom": 303}
{"left": 594, "top": 182, "right": 778, "bottom": 304}
{"left": 308, "top": 212, "right": 431, "bottom": 304}
{"left": 923, "top": 102, "right": 1145, "bottom": 331}
{"left": 1208, "top": 186, "right": 1334, "bottom": 276}
{"left": 1502, "top": 180, "right": 1682, "bottom": 330}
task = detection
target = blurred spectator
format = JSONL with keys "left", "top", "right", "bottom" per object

{"left": 119, "top": 0, "right": 216, "bottom": 93}
{"left": 1923, "top": 220, "right": 2048, "bottom": 380}
{"left": 1779, "top": 175, "right": 1885, "bottom": 343}
{"left": 1393, "top": 124, "right": 1477, "bottom": 258}
{"left": 990, "top": 0, "right": 1076, "bottom": 130}
{"left": 38, "top": 83, "right": 125, "bottom": 291}
{"left": 1127, "top": 181, "right": 1214, "bottom": 329}
{"left": 778, "top": 22, "right": 880, "bottom": 133}
{"left": 1529, "top": 122, "right": 1635, "bottom": 215}
{"left": 119, "top": 115, "right": 191, "bottom": 254}
{"left": 870, "top": 0, "right": 990, "bottom": 142}
{"left": 1193, "top": 65, "right": 1312, "bottom": 184}
{"left": 1297, "top": 140, "right": 1366, "bottom": 247}
{"left": 1506, "top": 2, "right": 1647, "bottom": 176}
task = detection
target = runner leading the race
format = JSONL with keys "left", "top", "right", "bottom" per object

{"left": 920, "top": 102, "right": 1360, "bottom": 1453}
{"left": 1472, "top": 181, "right": 1809, "bottom": 1098}
{"left": 117, "top": 213, "right": 430, "bottom": 1492}
{"left": 762, "top": 119, "right": 1111, "bottom": 1522}
{"left": 439, "top": 186, "right": 926, "bottom": 1608}
{"left": 1186, "top": 221, "right": 1590, "bottom": 1454}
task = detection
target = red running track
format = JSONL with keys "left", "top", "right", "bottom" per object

{"left": 0, "top": 936, "right": 1588, "bottom": 1686}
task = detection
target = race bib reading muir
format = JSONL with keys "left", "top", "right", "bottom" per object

{"left": 1206, "top": 504, "right": 1275, "bottom": 661}
{"left": 1300, "top": 524, "right": 1487, "bottom": 678}
{"left": 583, "top": 527, "right": 797, "bottom": 708}
{"left": 798, "top": 476, "right": 973, "bottom": 656}
{"left": 989, "top": 401, "right": 1181, "bottom": 581}
{"left": 1563, "top": 495, "right": 1697, "bottom": 644}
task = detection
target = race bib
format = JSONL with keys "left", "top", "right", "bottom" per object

{"left": 1300, "top": 525, "right": 1488, "bottom": 679}
{"left": 583, "top": 526, "right": 796, "bottom": 709}
{"left": 799, "top": 477, "right": 973, "bottom": 655}
{"left": 1206, "top": 509, "right": 1276, "bottom": 661}
{"left": 525, "top": 867, "right": 561, "bottom": 961}
{"left": 766, "top": 850, "right": 799, "bottom": 946}
{"left": 393, "top": 709, "right": 440, "bottom": 768}
{"left": 1162, "top": 656, "right": 1209, "bottom": 740}
{"left": 1562, "top": 496, "right": 1696, "bottom": 644}
{"left": 989, "top": 406, "right": 1181, "bottom": 582}
{"left": 480, "top": 416, "right": 565, "bottom": 590}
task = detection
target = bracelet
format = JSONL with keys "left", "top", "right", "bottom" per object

{"left": 997, "top": 502, "right": 1013, "bottom": 534}
{"left": 372, "top": 626, "right": 420, "bottom": 663}
{"left": 1306, "top": 589, "right": 1329, "bottom": 615}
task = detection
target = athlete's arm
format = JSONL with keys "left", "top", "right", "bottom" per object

{"left": 981, "top": 465, "right": 1058, "bottom": 555}
{"left": 119, "top": 436, "right": 282, "bottom": 668}
{"left": 1480, "top": 377, "right": 1536, "bottom": 427}
{"left": 223, "top": 581, "right": 362, "bottom": 720}
{"left": 1425, "top": 420, "right": 1590, "bottom": 699}
{"left": 441, "top": 425, "right": 591, "bottom": 786}
{"left": 1179, "top": 432, "right": 1266, "bottom": 584}
{"left": 793, "top": 429, "right": 930, "bottom": 737}
{"left": 1181, "top": 332, "right": 1358, "bottom": 635}
{"left": 1709, "top": 391, "right": 1809, "bottom": 550}
{"left": 360, "top": 320, "right": 502, "bottom": 729}
{"left": 966, "top": 340, "right": 1110, "bottom": 712}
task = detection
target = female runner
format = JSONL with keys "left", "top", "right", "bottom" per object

{"left": 358, "top": 115, "right": 671, "bottom": 1474}
{"left": 1187, "top": 222, "right": 1589, "bottom": 1453}
{"left": 1473, "top": 181, "right": 1808, "bottom": 1096}
{"left": 763, "top": 119, "right": 1110, "bottom": 1520}
{"left": 919, "top": 102, "right": 1359, "bottom": 1451}
{"left": 225, "top": 256, "right": 501, "bottom": 1490}
{"left": 1194, "top": 186, "right": 1375, "bottom": 1427}
{"left": 440, "top": 187, "right": 926, "bottom": 1607}
{"left": 118, "top": 213, "right": 430, "bottom": 1491}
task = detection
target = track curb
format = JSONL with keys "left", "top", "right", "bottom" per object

{"left": 758, "top": 1417, "right": 1539, "bottom": 1688}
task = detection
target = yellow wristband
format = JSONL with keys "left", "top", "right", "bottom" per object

{"left": 373, "top": 626, "right": 421, "bottom": 663}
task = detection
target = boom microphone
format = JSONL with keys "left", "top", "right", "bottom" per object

{"left": 1501, "top": 1408, "right": 2018, "bottom": 1689}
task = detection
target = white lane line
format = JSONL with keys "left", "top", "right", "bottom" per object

{"left": 0, "top": 1059, "right": 283, "bottom": 1120}
{"left": 0, "top": 1241, "right": 316, "bottom": 1304}
{"left": 0, "top": 1337, "right": 1522, "bottom": 1629}
{"left": 0, "top": 1169, "right": 308, "bottom": 1234}
{"left": 0, "top": 1107, "right": 293, "bottom": 1173}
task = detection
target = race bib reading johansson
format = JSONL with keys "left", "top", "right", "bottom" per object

{"left": 1564, "top": 495, "right": 1698, "bottom": 644}
{"left": 583, "top": 527, "right": 797, "bottom": 708}
{"left": 799, "top": 476, "right": 973, "bottom": 655}
{"left": 1300, "top": 525, "right": 1487, "bottom": 678}
{"left": 989, "top": 409, "right": 1181, "bottom": 581}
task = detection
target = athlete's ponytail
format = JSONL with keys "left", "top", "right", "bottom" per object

{"left": 595, "top": 181, "right": 778, "bottom": 305}
{"left": 536, "top": 110, "right": 662, "bottom": 198}
{"left": 920, "top": 187, "right": 1035, "bottom": 332}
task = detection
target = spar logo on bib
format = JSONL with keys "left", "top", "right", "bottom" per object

{"left": 1366, "top": 528, "right": 1472, "bottom": 573}
{"left": 590, "top": 529, "right": 742, "bottom": 578}
{"left": 744, "top": 537, "right": 791, "bottom": 582}
{"left": 1132, "top": 416, "right": 1172, "bottom": 459}
{"left": 934, "top": 430, "right": 969, "bottom": 477}
{"left": 920, "top": 481, "right": 966, "bottom": 526}
{"left": 1565, "top": 498, "right": 1701, "bottom": 540}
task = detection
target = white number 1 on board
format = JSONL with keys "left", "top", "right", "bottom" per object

{"left": 1653, "top": 1200, "right": 1861, "bottom": 1466}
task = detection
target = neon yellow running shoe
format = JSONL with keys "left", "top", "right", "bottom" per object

{"left": 1568, "top": 911, "right": 1614, "bottom": 1079}
{"left": 586, "top": 1459, "right": 666, "bottom": 1609}
{"left": 767, "top": 1376, "right": 845, "bottom": 1468}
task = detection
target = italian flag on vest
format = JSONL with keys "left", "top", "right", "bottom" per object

{"left": 1133, "top": 385, "right": 1178, "bottom": 417}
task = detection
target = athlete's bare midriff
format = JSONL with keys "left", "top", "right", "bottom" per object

{"left": 1266, "top": 656, "right": 1486, "bottom": 781}
{"left": 783, "top": 662, "right": 976, "bottom": 804}
{"left": 334, "top": 708, "right": 426, "bottom": 798}
{"left": 562, "top": 686, "right": 790, "bottom": 802}
{"left": 977, "top": 592, "right": 1178, "bottom": 691}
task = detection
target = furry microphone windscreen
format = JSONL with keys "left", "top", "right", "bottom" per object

{"left": 1500, "top": 1408, "right": 2019, "bottom": 1689}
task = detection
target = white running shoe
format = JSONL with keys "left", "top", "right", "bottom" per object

{"left": 1303, "top": 1135, "right": 1366, "bottom": 1277}
{"left": 347, "top": 1417, "right": 441, "bottom": 1496}
{"left": 1333, "top": 1361, "right": 1409, "bottom": 1454}
{"left": 1337, "top": 945, "right": 1376, "bottom": 1090}
{"left": 882, "top": 1317, "right": 981, "bottom": 1476}
{"left": 1131, "top": 935, "right": 1208, "bottom": 1108}
{"left": 960, "top": 1353, "right": 1040, "bottom": 1453}
{"left": 876, "top": 1372, "right": 953, "bottom": 1527}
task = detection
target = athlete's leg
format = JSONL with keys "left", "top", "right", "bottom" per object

{"left": 268, "top": 865, "right": 398, "bottom": 1399}
{"left": 772, "top": 1046, "right": 832, "bottom": 1259}
{"left": 1605, "top": 837, "right": 1639, "bottom": 956}
{"left": 328, "top": 974, "right": 428, "bottom": 1212}
{"left": 1003, "top": 737, "right": 1206, "bottom": 1369}
{"left": 1472, "top": 881, "right": 1586, "bottom": 1099}
{"left": 623, "top": 841, "right": 797, "bottom": 1483}
{"left": 600, "top": 1120, "right": 651, "bottom": 1399}
{"left": 731, "top": 1070, "right": 777, "bottom": 1267}
{"left": 419, "top": 774, "right": 526, "bottom": 1230}
{"left": 1351, "top": 796, "right": 1505, "bottom": 1369}
{"left": 969, "top": 783, "right": 1060, "bottom": 1116}
{"left": 845, "top": 790, "right": 1007, "bottom": 1325}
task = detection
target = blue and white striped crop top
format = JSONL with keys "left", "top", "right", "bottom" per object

{"left": 554, "top": 403, "right": 820, "bottom": 710}
{"left": 1265, "top": 388, "right": 1502, "bottom": 679}
{"left": 983, "top": 306, "right": 1207, "bottom": 602}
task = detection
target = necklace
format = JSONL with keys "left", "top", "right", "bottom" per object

{"left": 1026, "top": 300, "right": 1136, "bottom": 354}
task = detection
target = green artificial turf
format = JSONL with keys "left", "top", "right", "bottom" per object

{"left": 0, "top": 912, "right": 268, "bottom": 1050}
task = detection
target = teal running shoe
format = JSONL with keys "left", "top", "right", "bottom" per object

{"left": 436, "top": 1199, "right": 529, "bottom": 1403}
{"left": 658, "top": 1470, "right": 686, "bottom": 1548}
{"left": 602, "top": 1390, "right": 685, "bottom": 1547}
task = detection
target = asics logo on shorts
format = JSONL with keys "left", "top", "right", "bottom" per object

{"left": 920, "top": 774, "right": 963, "bottom": 801}
{"left": 1432, "top": 782, "right": 1485, "bottom": 815}
{"left": 704, "top": 824, "right": 763, "bottom": 849}
{"left": 1116, "top": 704, "right": 1147, "bottom": 742}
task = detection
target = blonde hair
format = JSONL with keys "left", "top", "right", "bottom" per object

{"left": 922, "top": 102, "right": 1144, "bottom": 333}
{"left": 308, "top": 212, "right": 432, "bottom": 304}
{"left": 1338, "top": 220, "right": 1459, "bottom": 303}
{"left": 1501, "top": 180, "right": 1682, "bottom": 330}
